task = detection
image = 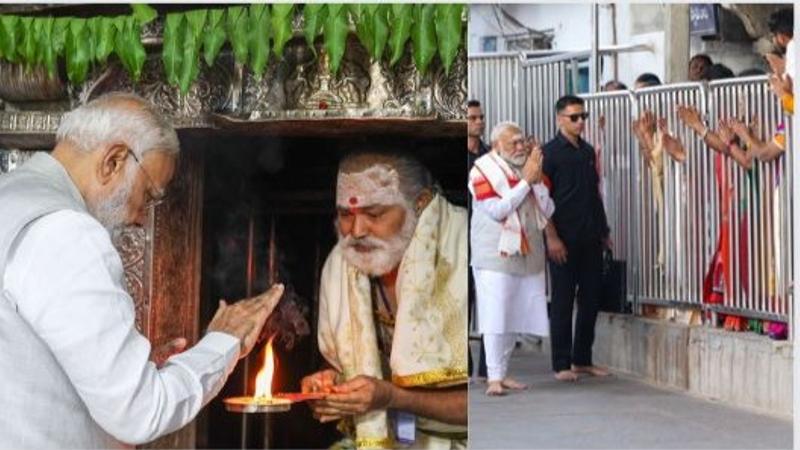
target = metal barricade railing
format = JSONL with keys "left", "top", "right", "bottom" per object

{"left": 581, "top": 91, "right": 635, "bottom": 302}
{"left": 473, "top": 71, "right": 793, "bottom": 323}
{"left": 705, "top": 77, "right": 794, "bottom": 321}
{"left": 468, "top": 53, "right": 523, "bottom": 143}
{"left": 629, "top": 83, "right": 709, "bottom": 309}
{"left": 580, "top": 76, "right": 792, "bottom": 322}
{"left": 469, "top": 52, "right": 577, "bottom": 142}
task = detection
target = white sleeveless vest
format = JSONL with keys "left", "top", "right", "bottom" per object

{"left": 0, "top": 153, "right": 124, "bottom": 449}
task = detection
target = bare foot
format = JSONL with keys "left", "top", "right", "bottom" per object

{"left": 485, "top": 381, "right": 506, "bottom": 396}
{"left": 501, "top": 377, "right": 528, "bottom": 390}
{"left": 572, "top": 365, "right": 611, "bottom": 377}
{"left": 554, "top": 370, "right": 578, "bottom": 382}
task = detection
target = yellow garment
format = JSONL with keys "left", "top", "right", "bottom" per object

{"left": 318, "top": 194, "right": 468, "bottom": 449}
{"left": 780, "top": 93, "right": 794, "bottom": 115}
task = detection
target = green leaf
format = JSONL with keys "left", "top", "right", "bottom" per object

{"left": 388, "top": 4, "right": 413, "bottom": 66}
{"left": 18, "top": 17, "right": 35, "bottom": 68}
{"left": 178, "top": 9, "right": 206, "bottom": 94}
{"left": 113, "top": 17, "right": 130, "bottom": 74}
{"left": 323, "top": 3, "right": 348, "bottom": 75}
{"left": 352, "top": 5, "right": 373, "bottom": 58}
{"left": 302, "top": 4, "right": 326, "bottom": 54}
{"left": 202, "top": 8, "right": 226, "bottom": 66}
{"left": 370, "top": 5, "right": 389, "bottom": 61}
{"left": 95, "top": 17, "right": 117, "bottom": 64}
{"left": 31, "top": 18, "right": 45, "bottom": 65}
{"left": 85, "top": 18, "right": 100, "bottom": 66}
{"left": 0, "top": 16, "right": 20, "bottom": 62}
{"left": 225, "top": 6, "right": 249, "bottom": 65}
{"left": 248, "top": 4, "right": 270, "bottom": 79}
{"left": 38, "top": 17, "right": 57, "bottom": 78}
{"left": 162, "top": 13, "right": 185, "bottom": 87}
{"left": 114, "top": 16, "right": 146, "bottom": 82}
{"left": 270, "top": 4, "right": 293, "bottom": 59}
{"left": 66, "top": 18, "right": 90, "bottom": 84}
{"left": 127, "top": 19, "right": 147, "bottom": 82}
{"left": 131, "top": 4, "right": 158, "bottom": 25}
{"left": 411, "top": 4, "right": 437, "bottom": 75}
{"left": 434, "top": 4, "right": 464, "bottom": 75}
{"left": 52, "top": 17, "right": 70, "bottom": 56}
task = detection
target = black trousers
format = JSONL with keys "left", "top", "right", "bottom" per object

{"left": 548, "top": 238, "right": 603, "bottom": 372}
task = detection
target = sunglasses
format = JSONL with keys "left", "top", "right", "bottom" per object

{"left": 561, "top": 112, "right": 590, "bottom": 122}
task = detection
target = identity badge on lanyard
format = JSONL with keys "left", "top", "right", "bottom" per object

{"left": 394, "top": 410, "right": 416, "bottom": 445}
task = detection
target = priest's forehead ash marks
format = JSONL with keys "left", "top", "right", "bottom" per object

{"left": 340, "top": 152, "right": 399, "bottom": 168}
{"left": 336, "top": 164, "right": 404, "bottom": 208}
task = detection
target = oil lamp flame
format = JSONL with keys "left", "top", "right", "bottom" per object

{"left": 254, "top": 335, "right": 275, "bottom": 399}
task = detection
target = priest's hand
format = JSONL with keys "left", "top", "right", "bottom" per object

{"left": 308, "top": 375, "right": 395, "bottom": 422}
{"left": 207, "top": 283, "right": 284, "bottom": 358}
{"left": 301, "top": 368, "right": 339, "bottom": 394}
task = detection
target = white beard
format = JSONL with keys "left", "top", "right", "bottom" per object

{"left": 500, "top": 151, "right": 526, "bottom": 169}
{"left": 90, "top": 171, "right": 136, "bottom": 234}
{"left": 338, "top": 205, "right": 419, "bottom": 276}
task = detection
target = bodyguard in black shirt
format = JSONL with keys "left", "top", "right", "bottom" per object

{"left": 542, "top": 95, "right": 611, "bottom": 382}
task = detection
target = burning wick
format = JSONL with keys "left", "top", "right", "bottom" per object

{"left": 224, "top": 335, "right": 324, "bottom": 414}
{"left": 254, "top": 335, "right": 276, "bottom": 400}
{"left": 224, "top": 336, "right": 291, "bottom": 413}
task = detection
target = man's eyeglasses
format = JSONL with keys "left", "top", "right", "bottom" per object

{"left": 128, "top": 150, "right": 167, "bottom": 209}
{"left": 561, "top": 112, "right": 590, "bottom": 122}
{"left": 468, "top": 114, "right": 485, "bottom": 121}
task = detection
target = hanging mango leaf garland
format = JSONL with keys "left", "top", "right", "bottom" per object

{"left": 248, "top": 4, "right": 271, "bottom": 80}
{"left": 323, "top": 4, "right": 349, "bottom": 75}
{"left": 434, "top": 4, "right": 464, "bottom": 75}
{"left": 302, "top": 4, "right": 327, "bottom": 56}
{"left": 0, "top": 4, "right": 467, "bottom": 91}
{"left": 388, "top": 4, "right": 414, "bottom": 66}
{"left": 271, "top": 4, "right": 294, "bottom": 59}
{"left": 178, "top": 9, "right": 207, "bottom": 93}
{"left": 202, "top": 8, "right": 226, "bottom": 67}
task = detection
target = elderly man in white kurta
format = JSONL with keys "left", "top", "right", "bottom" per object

{"left": 0, "top": 93, "right": 282, "bottom": 448}
{"left": 302, "top": 151, "right": 467, "bottom": 449}
{"left": 469, "top": 122, "right": 554, "bottom": 396}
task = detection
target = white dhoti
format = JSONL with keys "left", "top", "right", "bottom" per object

{"left": 473, "top": 267, "right": 549, "bottom": 381}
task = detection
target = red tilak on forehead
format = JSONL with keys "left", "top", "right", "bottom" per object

{"left": 348, "top": 196, "right": 360, "bottom": 214}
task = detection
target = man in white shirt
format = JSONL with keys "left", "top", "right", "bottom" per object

{"left": 0, "top": 92, "right": 283, "bottom": 448}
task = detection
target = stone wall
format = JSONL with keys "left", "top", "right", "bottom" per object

{"left": 594, "top": 313, "right": 792, "bottom": 418}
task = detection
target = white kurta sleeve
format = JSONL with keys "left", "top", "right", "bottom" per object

{"left": 469, "top": 179, "right": 532, "bottom": 222}
{"left": 531, "top": 182, "right": 555, "bottom": 219}
{"left": 3, "top": 210, "right": 240, "bottom": 445}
